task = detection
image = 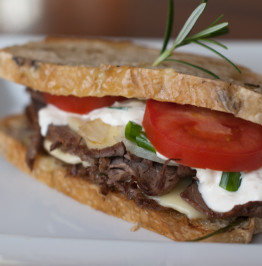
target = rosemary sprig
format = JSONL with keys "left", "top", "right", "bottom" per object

{"left": 153, "top": 0, "right": 241, "bottom": 78}
{"left": 153, "top": 1, "right": 206, "bottom": 67}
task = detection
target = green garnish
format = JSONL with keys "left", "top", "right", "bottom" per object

{"left": 161, "top": 0, "right": 174, "bottom": 54}
{"left": 136, "top": 135, "right": 156, "bottom": 153}
{"left": 125, "top": 121, "right": 156, "bottom": 153}
{"left": 125, "top": 121, "right": 143, "bottom": 142}
{"left": 194, "top": 40, "right": 241, "bottom": 73}
{"left": 165, "top": 58, "right": 220, "bottom": 79}
{"left": 219, "top": 172, "right": 242, "bottom": 192}
{"left": 108, "top": 106, "right": 128, "bottom": 110}
{"left": 189, "top": 217, "right": 246, "bottom": 242}
{"left": 153, "top": 0, "right": 241, "bottom": 78}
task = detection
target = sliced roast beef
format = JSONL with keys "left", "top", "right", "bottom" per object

{"left": 25, "top": 90, "right": 262, "bottom": 219}
{"left": 45, "top": 124, "right": 196, "bottom": 196}
{"left": 181, "top": 182, "right": 262, "bottom": 218}
{"left": 46, "top": 123, "right": 262, "bottom": 218}
{"left": 126, "top": 154, "right": 196, "bottom": 196}
{"left": 26, "top": 88, "right": 46, "bottom": 104}
{"left": 25, "top": 89, "right": 46, "bottom": 168}
{"left": 101, "top": 154, "right": 196, "bottom": 196}
{"left": 46, "top": 124, "right": 126, "bottom": 163}
{"left": 69, "top": 164, "right": 170, "bottom": 211}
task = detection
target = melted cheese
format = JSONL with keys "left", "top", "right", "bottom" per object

{"left": 152, "top": 178, "right": 205, "bottom": 219}
{"left": 43, "top": 140, "right": 90, "bottom": 167}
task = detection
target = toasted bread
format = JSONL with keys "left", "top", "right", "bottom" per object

{"left": 1, "top": 113, "right": 262, "bottom": 243}
{"left": 1, "top": 38, "right": 262, "bottom": 243}
{"left": 0, "top": 38, "right": 261, "bottom": 125}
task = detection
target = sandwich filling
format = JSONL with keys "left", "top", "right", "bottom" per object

{"left": 25, "top": 89, "right": 262, "bottom": 220}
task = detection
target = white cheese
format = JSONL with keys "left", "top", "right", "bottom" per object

{"left": 152, "top": 178, "right": 206, "bottom": 219}
{"left": 43, "top": 140, "right": 90, "bottom": 167}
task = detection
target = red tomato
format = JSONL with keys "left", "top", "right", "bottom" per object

{"left": 143, "top": 100, "right": 262, "bottom": 171}
{"left": 44, "top": 94, "right": 126, "bottom": 114}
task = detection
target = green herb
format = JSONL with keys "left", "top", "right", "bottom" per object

{"left": 108, "top": 106, "right": 128, "bottom": 110}
{"left": 219, "top": 172, "right": 242, "bottom": 192}
{"left": 189, "top": 217, "right": 246, "bottom": 242}
{"left": 161, "top": 0, "right": 174, "bottom": 53}
{"left": 153, "top": 0, "right": 241, "bottom": 78}
{"left": 125, "top": 121, "right": 156, "bottom": 153}
{"left": 194, "top": 40, "right": 241, "bottom": 73}
{"left": 136, "top": 135, "right": 156, "bottom": 153}
{"left": 166, "top": 58, "right": 220, "bottom": 79}
{"left": 125, "top": 121, "right": 143, "bottom": 142}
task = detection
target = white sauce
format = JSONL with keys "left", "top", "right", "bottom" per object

{"left": 38, "top": 100, "right": 145, "bottom": 136}
{"left": 197, "top": 168, "right": 262, "bottom": 213}
{"left": 88, "top": 100, "right": 146, "bottom": 126}
{"left": 38, "top": 99, "right": 262, "bottom": 217}
{"left": 156, "top": 152, "right": 169, "bottom": 161}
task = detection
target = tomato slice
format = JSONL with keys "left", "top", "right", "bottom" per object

{"left": 143, "top": 100, "right": 262, "bottom": 171}
{"left": 44, "top": 93, "right": 126, "bottom": 114}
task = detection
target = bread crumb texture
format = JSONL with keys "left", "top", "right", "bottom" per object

{"left": 0, "top": 38, "right": 261, "bottom": 125}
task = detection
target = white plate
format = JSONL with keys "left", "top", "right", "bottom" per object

{"left": 0, "top": 35, "right": 262, "bottom": 266}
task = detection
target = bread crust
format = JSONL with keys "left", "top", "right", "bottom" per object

{"left": 0, "top": 114, "right": 261, "bottom": 243}
{"left": 0, "top": 38, "right": 261, "bottom": 125}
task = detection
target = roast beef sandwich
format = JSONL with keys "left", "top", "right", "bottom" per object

{"left": 0, "top": 37, "right": 261, "bottom": 243}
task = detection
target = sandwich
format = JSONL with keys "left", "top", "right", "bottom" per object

{"left": 0, "top": 37, "right": 261, "bottom": 243}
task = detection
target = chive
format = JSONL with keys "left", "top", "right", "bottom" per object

{"left": 136, "top": 135, "right": 156, "bottom": 153}
{"left": 219, "top": 172, "right": 242, "bottom": 192}
{"left": 125, "top": 121, "right": 142, "bottom": 142}
{"left": 125, "top": 121, "right": 156, "bottom": 153}
{"left": 108, "top": 106, "right": 128, "bottom": 110}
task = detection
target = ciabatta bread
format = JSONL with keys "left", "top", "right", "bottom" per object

{"left": 0, "top": 38, "right": 261, "bottom": 125}
{"left": 0, "top": 114, "right": 261, "bottom": 243}
{"left": 0, "top": 38, "right": 262, "bottom": 243}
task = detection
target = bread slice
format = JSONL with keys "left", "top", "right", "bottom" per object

{"left": 0, "top": 38, "right": 261, "bottom": 125}
{"left": 1, "top": 113, "right": 261, "bottom": 243}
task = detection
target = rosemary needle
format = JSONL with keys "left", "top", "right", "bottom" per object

{"left": 161, "top": 0, "right": 174, "bottom": 54}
